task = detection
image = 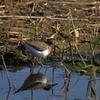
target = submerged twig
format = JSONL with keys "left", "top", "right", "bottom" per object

{"left": 1, "top": 55, "right": 12, "bottom": 87}
{"left": 87, "top": 66, "right": 99, "bottom": 100}
{"left": 58, "top": 81, "right": 67, "bottom": 94}
{"left": 72, "top": 75, "right": 82, "bottom": 89}
{"left": 86, "top": 81, "right": 92, "bottom": 97}
{"left": 92, "top": 66, "right": 98, "bottom": 100}
{"left": 6, "top": 87, "right": 11, "bottom": 100}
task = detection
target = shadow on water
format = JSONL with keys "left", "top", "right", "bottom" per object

{"left": 0, "top": 64, "right": 100, "bottom": 100}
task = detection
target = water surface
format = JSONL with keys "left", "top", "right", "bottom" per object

{"left": 0, "top": 64, "right": 100, "bottom": 100}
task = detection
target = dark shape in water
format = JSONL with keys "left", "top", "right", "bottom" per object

{"left": 14, "top": 73, "right": 58, "bottom": 94}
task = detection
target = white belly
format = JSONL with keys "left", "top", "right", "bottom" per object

{"left": 24, "top": 43, "right": 49, "bottom": 57}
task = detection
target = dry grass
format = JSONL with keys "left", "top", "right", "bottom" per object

{"left": 0, "top": 0, "right": 100, "bottom": 66}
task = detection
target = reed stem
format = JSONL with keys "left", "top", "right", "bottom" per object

{"left": 1, "top": 55, "right": 12, "bottom": 87}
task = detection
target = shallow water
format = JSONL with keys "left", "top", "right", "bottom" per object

{"left": 0, "top": 64, "right": 100, "bottom": 100}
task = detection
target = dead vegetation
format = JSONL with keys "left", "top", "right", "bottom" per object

{"left": 0, "top": 0, "right": 100, "bottom": 66}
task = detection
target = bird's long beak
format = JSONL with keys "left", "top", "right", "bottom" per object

{"left": 43, "top": 83, "right": 58, "bottom": 91}
{"left": 50, "top": 83, "right": 58, "bottom": 86}
{"left": 53, "top": 44, "right": 60, "bottom": 49}
{"left": 45, "top": 40, "right": 60, "bottom": 50}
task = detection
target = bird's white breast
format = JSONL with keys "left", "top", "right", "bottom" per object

{"left": 24, "top": 42, "right": 50, "bottom": 57}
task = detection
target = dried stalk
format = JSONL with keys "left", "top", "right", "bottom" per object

{"left": 74, "top": 43, "right": 87, "bottom": 67}
{"left": 0, "top": 15, "right": 89, "bottom": 21}
{"left": 15, "top": 0, "right": 100, "bottom": 6}
{"left": 61, "top": 62, "right": 70, "bottom": 75}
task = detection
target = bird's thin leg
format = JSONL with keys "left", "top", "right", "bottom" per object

{"left": 30, "top": 57, "right": 34, "bottom": 74}
{"left": 31, "top": 61, "right": 35, "bottom": 66}
{"left": 38, "top": 58, "right": 44, "bottom": 73}
{"left": 30, "top": 65, "right": 34, "bottom": 74}
{"left": 39, "top": 58, "right": 44, "bottom": 67}
{"left": 44, "top": 67, "right": 48, "bottom": 75}
{"left": 38, "top": 67, "right": 42, "bottom": 73}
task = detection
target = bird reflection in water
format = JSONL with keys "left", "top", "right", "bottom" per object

{"left": 14, "top": 73, "right": 58, "bottom": 94}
